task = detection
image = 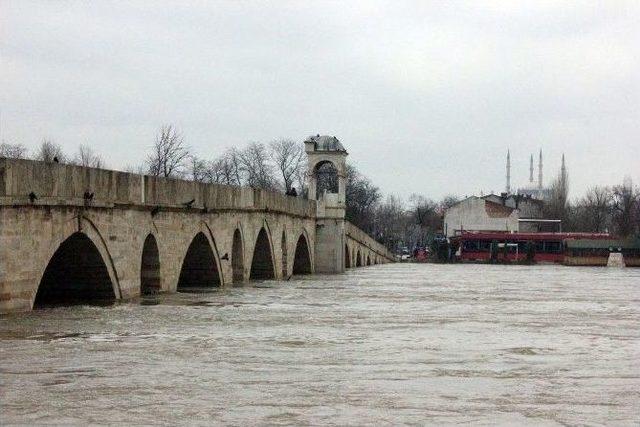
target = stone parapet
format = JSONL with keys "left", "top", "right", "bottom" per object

{"left": 345, "top": 221, "right": 395, "bottom": 261}
{"left": 0, "top": 158, "right": 316, "bottom": 218}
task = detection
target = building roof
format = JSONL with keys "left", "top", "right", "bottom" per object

{"left": 305, "top": 135, "right": 346, "bottom": 152}
{"left": 565, "top": 238, "right": 640, "bottom": 249}
{"left": 452, "top": 231, "right": 612, "bottom": 241}
{"left": 482, "top": 193, "right": 545, "bottom": 206}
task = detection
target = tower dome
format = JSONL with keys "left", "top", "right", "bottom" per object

{"left": 304, "top": 135, "right": 346, "bottom": 152}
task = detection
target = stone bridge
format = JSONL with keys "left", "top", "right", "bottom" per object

{"left": 0, "top": 143, "right": 394, "bottom": 313}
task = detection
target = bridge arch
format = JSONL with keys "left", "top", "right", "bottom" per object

{"left": 281, "top": 230, "right": 288, "bottom": 278}
{"left": 344, "top": 243, "right": 351, "bottom": 268}
{"left": 367, "top": 255, "right": 371, "bottom": 266}
{"left": 250, "top": 225, "right": 275, "bottom": 280}
{"left": 231, "top": 227, "right": 244, "bottom": 285}
{"left": 34, "top": 231, "right": 117, "bottom": 307}
{"left": 292, "top": 232, "right": 312, "bottom": 275}
{"left": 140, "top": 234, "right": 161, "bottom": 294}
{"left": 356, "top": 250, "right": 362, "bottom": 267}
{"left": 178, "top": 231, "right": 222, "bottom": 289}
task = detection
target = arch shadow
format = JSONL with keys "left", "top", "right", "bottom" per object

{"left": 344, "top": 244, "right": 351, "bottom": 268}
{"left": 34, "top": 232, "right": 116, "bottom": 307}
{"left": 232, "top": 228, "right": 244, "bottom": 285}
{"left": 281, "top": 230, "right": 288, "bottom": 278}
{"left": 250, "top": 227, "right": 275, "bottom": 280}
{"left": 178, "top": 232, "right": 221, "bottom": 290}
{"left": 141, "top": 234, "right": 161, "bottom": 295}
{"left": 293, "top": 233, "right": 312, "bottom": 275}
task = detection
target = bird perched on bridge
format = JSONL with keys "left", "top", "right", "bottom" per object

{"left": 183, "top": 198, "right": 195, "bottom": 209}
{"left": 28, "top": 192, "right": 38, "bottom": 203}
{"left": 83, "top": 191, "right": 94, "bottom": 201}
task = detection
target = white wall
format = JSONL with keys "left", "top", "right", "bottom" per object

{"left": 444, "top": 197, "right": 519, "bottom": 237}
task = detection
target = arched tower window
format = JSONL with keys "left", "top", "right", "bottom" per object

{"left": 315, "top": 161, "right": 339, "bottom": 199}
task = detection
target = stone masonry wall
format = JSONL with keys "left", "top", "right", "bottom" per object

{"left": 0, "top": 158, "right": 391, "bottom": 313}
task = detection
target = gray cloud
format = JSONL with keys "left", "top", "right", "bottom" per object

{"left": 1, "top": 1, "right": 638, "bottom": 199}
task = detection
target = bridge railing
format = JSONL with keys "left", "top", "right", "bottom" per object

{"left": 345, "top": 221, "right": 395, "bottom": 261}
{"left": 0, "top": 158, "right": 316, "bottom": 217}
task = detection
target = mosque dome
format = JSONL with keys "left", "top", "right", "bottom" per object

{"left": 305, "top": 134, "right": 346, "bottom": 152}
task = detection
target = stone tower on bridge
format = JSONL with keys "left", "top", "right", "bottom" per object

{"left": 304, "top": 135, "right": 348, "bottom": 273}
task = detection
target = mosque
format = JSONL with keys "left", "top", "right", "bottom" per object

{"left": 506, "top": 149, "right": 566, "bottom": 201}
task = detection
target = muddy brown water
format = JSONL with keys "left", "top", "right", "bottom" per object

{"left": 1, "top": 264, "right": 639, "bottom": 425}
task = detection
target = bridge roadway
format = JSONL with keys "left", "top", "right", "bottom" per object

{"left": 0, "top": 158, "right": 394, "bottom": 313}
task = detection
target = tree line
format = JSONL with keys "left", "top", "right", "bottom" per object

{"left": 144, "top": 125, "right": 307, "bottom": 193}
{"left": 544, "top": 173, "right": 639, "bottom": 238}
{"left": 0, "top": 139, "right": 104, "bottom": 168}
{"left": 2, "top": 125, "right": 638, "bottom": 249}
{"left": 0, "top": 126, "right": 456, "bottom": 250}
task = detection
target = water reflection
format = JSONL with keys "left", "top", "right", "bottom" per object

{"left": 1, "top": 264, "right": 639, "bottom": 425}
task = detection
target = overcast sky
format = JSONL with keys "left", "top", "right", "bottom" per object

{"left": 1, "top": 1, "right": 638, "bottom": 200}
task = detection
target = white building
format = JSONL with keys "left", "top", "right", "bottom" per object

{"left": 443, "top": 148, "right": 565, "bottom": 237}
{"left": 444, "top": 194, "right": 545, "bottom": 237}
{"left": 444, "top": 196, "right": 519, "bottom": 237}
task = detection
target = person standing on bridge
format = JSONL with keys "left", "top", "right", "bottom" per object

{"left": 286, "top": 187, "right": 297, "bottom": 197}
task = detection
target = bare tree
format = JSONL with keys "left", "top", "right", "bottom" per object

{"left": 202, "top": 158, "right": 225, "bottom": 184}
{"left": 576, "top": 186, "right": 613, "bottom": 233}
{"left": 345, "top": 164, "right": 381, "bottom": 234}
{"left": 74, "top": 144, "right": 104, "bottom": 168}
{"left": 199, "top": 148, "right": 243, "bottom": 186}
{"left": 146, "top": 125, "right": 189, "bottom": 178}
{"left": 438, "top": 195, "right": 460, "bottom": 216}
{"left": 544, "top": 169, "right": 570, "bottom": 221}
{"left": 409, "top": 194, "right": 439, "bottom": 228}
{"left": 374, "top": 195, "right": 408, "bottom": 250}
{"left": 611, "top": 177, "right": 639, "bottom": 237}
{"left": 222, "top": 148, "right": 244, "bottom": 186}
{"left": 269, "top": 138, "right": 305, "bottom": 192}
{"left": 36, "top": 139, "right": 66, "bottom": 163}
{"left": 238, "top": 142, "right": 276, "bottom": 190}
{"left": 0, "top": 143, "right": 28, "bottom": 159}
{"left": 406, "top": 194, "right": 441, "bottom": 246}
{"left": 187, "top": 155, "right": 207, "bottom": 182}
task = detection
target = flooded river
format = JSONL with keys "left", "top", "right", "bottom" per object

{"left": 1, "top": 264, "right": 639, "bottom": 425}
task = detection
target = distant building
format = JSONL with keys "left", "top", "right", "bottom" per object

{"left": 444, "top": 148, "right": 567, "bottom": 237}
{"left": 444, "top": 196, "right": 518, "bottom": 237}
{"left": 444, "top": 194, "right": 547, "bottom": 237}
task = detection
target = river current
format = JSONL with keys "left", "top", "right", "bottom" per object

{"left": 1, "top": 264, "right": 639, "bottom": 425}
